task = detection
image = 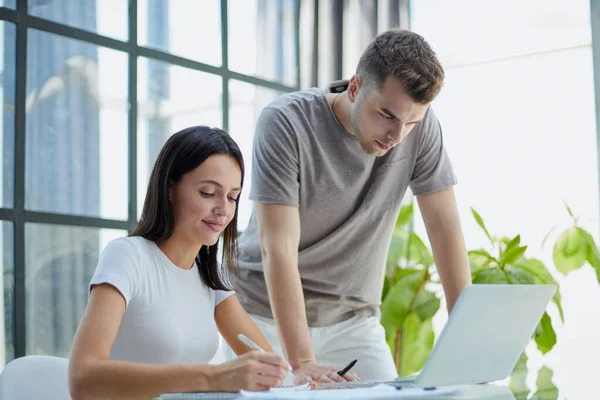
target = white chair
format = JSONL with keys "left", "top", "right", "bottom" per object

{"left": 0, "top": 355, "right": 71, "bottom": 399}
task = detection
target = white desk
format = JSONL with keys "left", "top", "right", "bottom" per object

{"left": 159, "top": 383, "right": 515, "bottom": 399}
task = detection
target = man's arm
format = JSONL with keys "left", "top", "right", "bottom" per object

{"left": 215, "top": 294, "right": 275, "bottom": 355}
{"left": 416, "top": 187, "right": 472, "bottom": 311}
{"left": 255, "top": 203, "right": 352, "bottom": 384}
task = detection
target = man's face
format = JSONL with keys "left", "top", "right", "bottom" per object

{"left": 349, "top": 75, "right": 429, "bottom": 156}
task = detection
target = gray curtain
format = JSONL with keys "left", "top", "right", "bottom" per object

{"left": 299, "top": 0, "right": 411, "bottom": 89}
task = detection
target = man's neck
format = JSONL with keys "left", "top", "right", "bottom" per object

{"left": 328, "top": 91, "right": 355, "bottom": 136}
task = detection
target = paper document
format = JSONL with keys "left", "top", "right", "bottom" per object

{"left": 270, "top": 383, "right": 312, "bottom": 392}
{"left": 239, "top": 383, "right": 461, "bottom": 399}
{"left": 161, "top": 393, "right": 237, "bottom": 399}
{"left": 160, "top": 384, "right": 310, "bottom": 399}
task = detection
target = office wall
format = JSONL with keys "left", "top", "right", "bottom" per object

{"left": 411, "top": 1, "right": 599, "bottom": 398}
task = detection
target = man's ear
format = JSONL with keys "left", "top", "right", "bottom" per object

{"left": 347, "top": 75, "right": 362, "bottom": 103}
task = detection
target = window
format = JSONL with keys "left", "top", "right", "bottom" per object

{"left": 26, "top": 30, "right": 129, "bottom": 220}
{"left": 0, "top": 221, "right": 13, "bottom": 365}
{"left": 228, "top": 0, "right": 297, "bottom": 86}
{"left": 1, "top": 21, "right": 15, "bottom": 209}
{"left": 228, "top": 80, "right": 282, "bottom": 229}
{"left": 29, "top": 0, "right": 128, "bottom": 41}
{"left": 138, "top": 0, "right": 221, "bottom": 66}
{"left": 25, "top": 224, "right": 125, "bottom": 357}
{"left": 136, "top": 59, "right": 223, "bottom": 216}
{"left": 0, "top": 1, "right": 300, "bottom": 365}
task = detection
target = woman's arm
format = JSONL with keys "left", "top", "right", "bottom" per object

{"left": 69, "top": 285, "right": 288, "bottom": 400}
{"left": 69, "top": 284, "right": 219, "bottom": 400}
{"left": 215, "top": 294, "right": 274, "bottom": 355}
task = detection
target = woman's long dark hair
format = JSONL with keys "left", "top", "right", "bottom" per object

{"left": 130, "top": 126, "right": 244, "bottom": 291}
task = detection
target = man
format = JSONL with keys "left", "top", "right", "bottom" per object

{"left": 233, "top": 29, "right": 472, "bottom": 384}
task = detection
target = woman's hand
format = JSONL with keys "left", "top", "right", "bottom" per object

{"left": 213, "top": 351, "right": 290, "bottom": 392}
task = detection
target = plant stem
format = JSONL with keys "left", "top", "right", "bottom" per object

{"left": 394, "top": 327, "right": 403, "bottom": 368}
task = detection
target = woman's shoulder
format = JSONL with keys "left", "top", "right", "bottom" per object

{"left": 104, "top": 235, "right": 151, "bottom": 250}
{"left": 93, "top": 236, "right": 158, "bottom": 289}
{"left": 100, "top": 236, "right": 157, "bottom": 262}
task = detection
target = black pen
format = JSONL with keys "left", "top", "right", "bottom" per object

{"left": 337, "top": 359, "right": 358, "bottom": 376}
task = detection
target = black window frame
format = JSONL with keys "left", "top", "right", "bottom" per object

{"left": 1, "top": 0, "right": 301, "bottom": 359}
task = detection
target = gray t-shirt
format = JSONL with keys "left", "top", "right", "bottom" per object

{"left": 235, "top": 87, "right": 456, "bottom": 327}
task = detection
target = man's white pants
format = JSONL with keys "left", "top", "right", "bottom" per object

{"left": 224, "top": 314, "right": 398, "bottom": 382}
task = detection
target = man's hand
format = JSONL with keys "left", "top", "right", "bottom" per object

{"left": 292, "top": 361, "right": 359, "bottom": 386}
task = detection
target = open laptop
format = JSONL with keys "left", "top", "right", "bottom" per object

{"left": 323, "top": 284, "right": 556, "bottom": 389}
{"left": 394, "top": 284, "right": 556, "bottom": 388}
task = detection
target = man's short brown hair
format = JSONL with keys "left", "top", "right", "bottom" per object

{"left": 356, "top": 29, "right": 444, "bottom": 104}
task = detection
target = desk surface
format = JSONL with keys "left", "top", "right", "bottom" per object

{"left": 159, "top": 383, "right": 518, "bottom": 400}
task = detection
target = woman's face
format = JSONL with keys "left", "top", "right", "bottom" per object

{"left": 169, "top": 154, "right": 242, "bottom": 246}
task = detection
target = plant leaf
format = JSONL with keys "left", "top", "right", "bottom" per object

{"left": 512, "top": 258, "right": 564, "bottom": 322}
{"left": 563, "top": 200, "right": 574, "bottom": 219}
{"left": 468, "top": 249, "right": 494, "bottom": 258}
{"left": 380, "top": 271, "right": 425, "bottom": 338}
{"left": 409, "top": 232, "right": 434, "bottom": 266}
{"left": 513, "top": 258, "right": 556, "bottom": 284}
{"left": 534, "top": 312, "right": 557, "bottom": 354}
{"left": 552, "top": 227, "right": 586, "bottom": 275}
{"left": 532, "top": 365, "right": 559, "bottom": 400}
{"left": 387, "top": 236, "right": 405, "bottom": 270}
{"left": 468, "top": 249, "right": 499, "bottom": 263}
{"left": 382, "top": 276, "right": 391, "bottom": 302}
{"left": 413, "top": 289, "right": 441, "bottom": 321}
{"left": 472, "top": 269, "right": 508, "bottom": 284}
{"left": 505, "top": 235, "right": 521, "bottom": 253}
{"left": 399, "top": 314, "right": 435, "bottom": 376}
{"left": 468, "top": 249, "right": 499, "bottom": 275}
{"left": 393, "top": 267, "right": 422, "bottom": 284}
{"left": 577, "top": 227, "right": 600, "bottom": 285}
{"left": 501, "top": 245, "right": 528, "bottom": 266}
{"left": 396, "top": 203, "right": 414, "bottom": 228}
{"left": 504, "top": 264, "right": 536, "bottom": 284}
{"left": 509, "top": 352, "right": 529, "bottom": 400}
{"left": 468, "top": 256, "right": 491, "bottom": 276}
{"left": 471, "top": 207, "right": 492, "bottom": 243}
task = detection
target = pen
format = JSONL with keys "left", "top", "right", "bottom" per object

{"left": 237, "top": 333, "right": 294, "bottom": 375}
{"left": 337, "top": 359, "right": 357, "bottom": 377}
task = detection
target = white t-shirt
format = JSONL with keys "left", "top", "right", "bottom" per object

{"left": 89, "top": 236, "right": 234, "bottom": 364}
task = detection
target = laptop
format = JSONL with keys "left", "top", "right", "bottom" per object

{"left": 395, "top": 284, "right": 556, "bottom": 388}
{"left": 322, "top": 284, "right": 556, "bottom": 389}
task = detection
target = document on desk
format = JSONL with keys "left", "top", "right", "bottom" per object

{"left": 160, "top": 384, "right": 311, "bottom": 399}
{"left": 239, "top": 384, "right": 461, "bottom": 399}
{"left": 161, "top": 393, "right": 238, "bottom": 399}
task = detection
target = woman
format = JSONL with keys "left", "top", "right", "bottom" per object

{"left": 68, "top": 126, "right": 289, "bottom": 400}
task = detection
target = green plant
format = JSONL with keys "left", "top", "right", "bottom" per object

{"left": 467, "top": 207, "right": 561, "bottom": 355}
{"left": 381, "top": 202, "right": 595, "bottom": 397}
{"left": 381, "top": 202, "right": 439, "bottom": 376}
{"left": 549, "top": 202, "right": 600, "bottom": 283}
